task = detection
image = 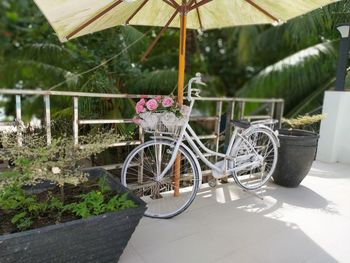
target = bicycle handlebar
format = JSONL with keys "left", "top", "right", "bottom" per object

{"left": 186, "top": 72, "right": 206, "bottom": 102}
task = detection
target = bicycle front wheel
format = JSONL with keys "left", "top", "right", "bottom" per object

{"left": 231, "top": 128, "right": 278, "bottom": 190}
{"left": 121, "top": 140, "right": 200, "bottom": 218}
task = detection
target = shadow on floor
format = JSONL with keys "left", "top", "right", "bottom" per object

{"left": 123, "top": 184, "right": 340, "bottom": 263}
{"left": 195, "top": 180, "right": 334, "bottom": 213}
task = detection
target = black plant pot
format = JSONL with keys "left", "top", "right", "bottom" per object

{"left": 0, "top": 168, "right": 146, "bottom": 263}
{"left": 272, "top": 129, "right": 319, "bottom": 187}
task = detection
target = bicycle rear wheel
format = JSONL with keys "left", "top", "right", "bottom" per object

{"left": 121, "top": 140, "right": 200, "bottom": 218}
{"left": 231, "top": 128, "right": 278, "bottom": 190}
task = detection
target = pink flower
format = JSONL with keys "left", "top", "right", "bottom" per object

{"left": 132, "top": 117, "right": 141, "bottom": 124}
{"left": 138, "top": 98, "right": 146, "bottom": 105}
{"left": 162, "top": 97, "right": 174, "bottom": 107}
{"left": 135, "top": 103, "right": 144, "bottom": 114}
{"left": 154, "top": 96, "right": 162, "bottom": 102}
{"left": 146, "top": 99, "right": 158, "bottom": 111}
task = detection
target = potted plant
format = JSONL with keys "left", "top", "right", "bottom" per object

{"left": 0, "top": 130, "right": 146, "bottom": 263}
{"left": 272, "top": 114, "right": 324, "bottom": 187}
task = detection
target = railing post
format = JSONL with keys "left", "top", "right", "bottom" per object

{"left": 224, "top": 101, "right": 235, "bottom": 150}
{"left": 269, "top": 101, "right": 275, "bottom": 118}
{"left": 138, "top": 125, "right": 144, "bottom": 184}
{"left": 44, "top": 95, "right": 52, "bottom": 145}
{"left": 15, "top": 95, "right": 22, "bottom": 146}
{"left": 73, "top": 97, "right": 79, "bottom": 146}
{"left": 139, "top": 125, "right": 144, "bottom": 144}
{"left": 214, "top": 101, "right": 222, "bottom": 162}
{"left": 239, "top": 101, "right": 245, "bottom": 119}
{"left": 275, "top": 100, "right": 284, "bottom": 129}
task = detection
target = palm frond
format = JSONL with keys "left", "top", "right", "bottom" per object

{"left": 51, "top": 107, "right": 73, "bottom": 119}
{"left": 237, "top": 41, "right": 338, "bottom": 113}
{"left": 236, "top": 26, "right": 264, "bottom": 65}
{"left": 141, "top": 52, "right": 178, "bottom": 69}
{"left": 0, "top": 58, "right": 75, "bottom": 88}
{"left": 126, "top": 69, "right": 178, "bottom": 94}
{"left": 237, "top": 1, "right": 350, "bottom": 66}
{"left": 286, "top": 78, "right": 335, "bottom": 117}
{"left": 18, "top": 43, "right": 74, "bottom": 68}
{"left": 120, "top": 26, "right": 150, "bottom": 62}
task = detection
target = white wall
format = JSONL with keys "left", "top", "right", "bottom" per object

{"left": 317, "top": 91, "right": 350, "bottom": 164}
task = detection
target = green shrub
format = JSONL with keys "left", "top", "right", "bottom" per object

{"left": 0, "top": 130, "right": 137, "bottom": 233}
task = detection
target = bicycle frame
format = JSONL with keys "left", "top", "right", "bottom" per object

{"left": 157, "top": 99, "right": 262, "bottom": 180}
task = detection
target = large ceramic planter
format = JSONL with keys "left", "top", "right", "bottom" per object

{"left": 272, "top": 129, "right": 319, "bottom": 187}
{"left": 0, "top": 168, "right": 146, "bottom": 263}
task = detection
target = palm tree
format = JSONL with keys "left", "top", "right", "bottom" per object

{"left": 235, "top": 0, "right": 350, "bottom": 117}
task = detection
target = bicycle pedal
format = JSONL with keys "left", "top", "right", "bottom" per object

{"left": 208, "top": 178, "right": 217, "bottom": 188}
{"left": 220, "top": 177, "right": 229, "bottom": 184}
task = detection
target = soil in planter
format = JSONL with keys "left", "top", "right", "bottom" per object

{"left": 0, "top": 178, "right": 137, "bottom": 235}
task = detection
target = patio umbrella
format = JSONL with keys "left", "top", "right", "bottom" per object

{"left": 34, "top": 0, "right": 338, "bottom": 196}
{"left": 34, "top": 0, "right": 338, "bottom": 104}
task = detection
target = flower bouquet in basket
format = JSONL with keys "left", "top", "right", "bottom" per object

{"left": 133, "top": 96, "right": 190, "bottom": 135}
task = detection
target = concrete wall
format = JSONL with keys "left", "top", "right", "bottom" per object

{"left": 317, "top": 91, "right": 350, "bottom": 164}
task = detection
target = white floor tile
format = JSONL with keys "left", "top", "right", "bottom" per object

{"left": 120, "top": 161, "right": 350, "bottom": 263}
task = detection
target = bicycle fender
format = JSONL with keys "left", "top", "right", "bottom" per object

{"left": 245, "top": 125, "right": 280, "bottom": 147}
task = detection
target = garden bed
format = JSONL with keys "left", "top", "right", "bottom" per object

{"left": 0, "top": 168, "right": 146, "bottom": 263}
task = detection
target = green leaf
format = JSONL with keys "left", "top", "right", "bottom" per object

{"left": 0, "top": 171, "right": 20, "bottom": 178}
{"left": 49, "top": 196, "right": 64, "bottom": 210}
{"left": 16, "top": 217, "right": 33, "bottom": 230}
{"left": 98, "top": 177, "right": 111, "bottom": 193}
{"left": 11, "top": 211, "right": 27, "bottom": 224}
{"left": 5, "top": 11, "right": 18, "bottom": 21}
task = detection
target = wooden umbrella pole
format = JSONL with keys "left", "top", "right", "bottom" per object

{"left": 174, "top": 5, "right": 187, "bottom": 197}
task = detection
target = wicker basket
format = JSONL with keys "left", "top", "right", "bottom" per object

{"left": 140, "top": 112, "right": 187, "bottom": 137}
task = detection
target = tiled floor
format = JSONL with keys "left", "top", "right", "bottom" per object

{"left": 119, "top": 161, "right": 350, "bottom": 263}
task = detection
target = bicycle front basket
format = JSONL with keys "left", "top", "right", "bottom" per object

{"left": 141, "top": 112, "right": 186, "bottom": 137}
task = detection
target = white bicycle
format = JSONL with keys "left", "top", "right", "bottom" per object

{"left": 121, "top": 74, "right": 279, "bottom": 218}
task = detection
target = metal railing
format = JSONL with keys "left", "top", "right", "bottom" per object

{"left": 0, "top": 89, "right": 284, "bottom": 171}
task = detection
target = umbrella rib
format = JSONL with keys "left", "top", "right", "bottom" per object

{"left": 66, "top": 0, "right": 123, "bottom": 40}
{"left": 126, "top": 0, "right": 149, "bottom": 24}
{"left": 140, "top": 10, "right": 178, "bottom": 62}
{"left": 163, "top": 0, "right": 181, "bottom": 9}
{"left": 189, "top": 0, "right": 212, "bottom": 11}
{"left": 194, "top": 0, "right": 203, "bottom": 29}
{"left": 244, "top": 0, "right": 279, "bottom": 22}
{"left": 187, "top": 0, "right": 196, "bottom": 8}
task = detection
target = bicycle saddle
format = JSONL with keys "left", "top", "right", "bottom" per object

{"left": 231, "top": 119, "right": 251, "bottom": 129}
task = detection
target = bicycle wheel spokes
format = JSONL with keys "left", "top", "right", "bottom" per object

{"left": 122, "top": 140, "right": 200, "bottom": 218}
{"left": 232, "top": 129, "right": 278, "bottom": 190}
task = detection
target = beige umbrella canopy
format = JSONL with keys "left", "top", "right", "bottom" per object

{"left": 34, "top": 0, "right": 337, "bottom": 42}
{"left": 34, "top": 0, "right": 338, "bottom": 102}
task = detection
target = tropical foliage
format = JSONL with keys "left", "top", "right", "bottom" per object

{"left": 236, "top": 1, "right": 350, "bottom": 116}
{"left": 1, "top": 0, "right": 350, "bottom": 121}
